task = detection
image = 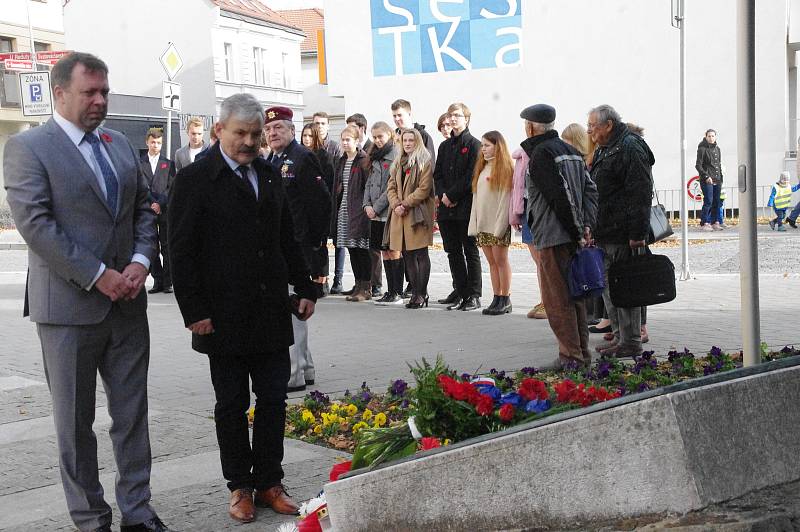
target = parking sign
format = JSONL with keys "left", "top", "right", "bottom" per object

{"left": 19, "top": 71, "right": 53, "bottom": 116}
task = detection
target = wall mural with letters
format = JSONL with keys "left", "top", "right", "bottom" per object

{"left": 370, "top": 0, "right": 522, "bottom": 77}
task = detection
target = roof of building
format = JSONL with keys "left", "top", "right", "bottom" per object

{"left": 276, "top": 8, "right": 324, "bottom": 54}
{"left": 212, "top": 0, "right": 303, "bottom": 34}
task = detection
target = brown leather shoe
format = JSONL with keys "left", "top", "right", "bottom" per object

{"left": 229, "top": 488, "right": 255, "bottom": 523}
{"left": 255, "top": 485, "right": 300, "bottom": 515}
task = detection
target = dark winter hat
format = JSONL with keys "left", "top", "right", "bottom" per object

{"left": 265, "top": 106, "right": 293, "bottom": 124}
{"left": 520, "top": 104, "right": 556, "bottom": 123}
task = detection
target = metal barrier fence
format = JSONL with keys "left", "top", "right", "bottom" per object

{"left": 655, "top": 185, "right": 799, "bottom": 220}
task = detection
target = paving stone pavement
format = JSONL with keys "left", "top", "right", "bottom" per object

{"left": 1, "top": 227, "right": 799, "bottom": 531}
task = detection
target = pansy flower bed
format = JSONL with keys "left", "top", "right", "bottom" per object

{"left": 280, "top": 345, "right": 800, "bottom": 470}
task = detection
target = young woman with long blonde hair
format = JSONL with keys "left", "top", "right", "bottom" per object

{"left": 468, "top": 131, "right": 514, "bottom": 315}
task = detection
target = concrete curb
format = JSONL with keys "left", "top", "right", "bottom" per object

{"left": 324, "top": 358, "right": 800, "bottom": 531}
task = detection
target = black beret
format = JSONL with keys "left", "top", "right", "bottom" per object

{"left": 520, "top": 104, "right": 556, "bottom": 123}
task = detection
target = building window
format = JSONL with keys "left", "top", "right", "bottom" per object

{"left": 253, "top": 47, "right": 269, "bottom": 86}
{"left": 281, "top": 52, "right": 290, "bottom": 88}
{"left": 223, "top": 42, "right": 233, "bottom": 81}
{"left": 0, "top": 36, "right": 14, "bottom": 53}
{"left": 34, "top": 41, "right": 50, "bottom": 52}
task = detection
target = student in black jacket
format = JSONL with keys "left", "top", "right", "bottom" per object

{"left": 434, "top": 102, "right": 482, "bottom": 311}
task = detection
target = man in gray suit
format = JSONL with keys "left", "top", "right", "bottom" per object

{"left": 174, "top": 116, "right": 207, "bottom": 172}
{"left": 3, "top": 52, "right": 169, "bottom": 532}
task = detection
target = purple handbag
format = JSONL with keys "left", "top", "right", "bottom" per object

{"left": 568, "top": 246, "right": 605, "bottom": 300}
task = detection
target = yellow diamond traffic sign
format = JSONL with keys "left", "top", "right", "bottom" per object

{"left": 159, "top": 43, "right": 183, "bottom": 80}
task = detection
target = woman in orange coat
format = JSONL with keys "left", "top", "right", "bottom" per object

{"left": 386, "top": 128, "right": 435, "bottom": 309}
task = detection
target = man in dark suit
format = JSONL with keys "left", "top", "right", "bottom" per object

{"left": 139, "top": 128, "right": 176, "bottom": 293}
{"left": 169, "top": 94, "right": 317, "bottom": 524}
{"left": 264, "top": 106, "right": 331, "bottom": 393}
{"left": 3, "top": 52, "right": 168, "bottom": 532}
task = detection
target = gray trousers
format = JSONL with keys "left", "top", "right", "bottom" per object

{"left": 600, "top": 243, "right": 642, "bottom": 349}
{"left": 288, "top": 285, "right": 314, "bottom": 388}
{"left": 37, "top": 306, "right": 155, "bottom": 531}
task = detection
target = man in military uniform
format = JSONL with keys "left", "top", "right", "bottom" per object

{"left": 263, "top": 106, "right": 331, "bottom": 392}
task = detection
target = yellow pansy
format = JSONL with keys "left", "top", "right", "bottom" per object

{"left": 362, "top": 409, "right": 373, "bottom": 421}
{"left": 313, "top": 425, "right": 323, "bottom": 434}
{"left": 337, "top": 415, "right": 347, "bottom": 424}
{"left": 346, "top": 404, "right": 358, "bottom": 416}
{"left": 321, "top": 413, "right": 333, "bottom": 427}
{"left": 301, "top": 410, "right": 315, "bottom": 424}
{"left": 443, "top": 439, "right": 451, "bottom": 446}
{"left": 352, "top": 421, "right": 368, "bottom": 434}
{"left": 330, "top": 403, "right": 340, "bottom": 413}
{"left": 373, "top": 412, "right": 387, "bottom": 427}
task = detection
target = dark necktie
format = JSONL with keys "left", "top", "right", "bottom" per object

{"left": 83, "top": 132, "right": 118, "bottom": 214}
{"left": 237, "top": 165, "right": 257, "bottom": 198}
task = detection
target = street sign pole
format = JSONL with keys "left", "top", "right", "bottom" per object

{"left": 166, "top": 110, "right": 172, "bottom": 158}
{"left": 159, "top": 43, "right": 184, "bottom": 159}
{"left": 672, "top": 0, "right": 691, "bottom": 280}
{"left": 737, "top": 0, "right": 761, "bottom": 367}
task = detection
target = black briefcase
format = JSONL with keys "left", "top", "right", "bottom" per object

{"left": 608, "top": 249, "right": 676, "bottom": 308}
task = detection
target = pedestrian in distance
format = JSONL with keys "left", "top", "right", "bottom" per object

{"left": 587, "top": 104, "right": 654, "bottom": 359}
{"left": 468, "top": 131, "right": 514, "bottom": 315}
{"left": 434, "top": 102, "right": 483, "bottom": 311}
{"left": 387, "top": 128, "right": 436, "bottom": 309}
{"left": 174, "top": 116, "right": 207, "bottom": 171}
{"left": 768, "top": 171, "right": 800, "bottom": 232}
{"left": 169, "top": 93, "right": 317, "bottom": 523}
{"left": 363, "top": 121, "right": 404, "bottom": 305}
{"left": 521, "top": 104, "right": 598, "bottom": 368}
{"left": 3, "top": 51, "right": 169, "bottom": 532}
{"left": 140, "top": 127, "right": 176, "bottom": 295}
{"left": 695, "top": 128, "right": 724, "bottom": 231}
{"left": 333, "top": 125, "right": 373, "bottom": 301}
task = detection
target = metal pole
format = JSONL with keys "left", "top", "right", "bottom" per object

{"left": 737, "top": 0, "right": 760, "bottom": 366}
{"left": 674, "top": 0, "right": 691, "bottom": 280}
{"left": 166, "top": 110, "right": 172, "bottom": 158}
{"left": 25, "top": 0, "right": 36, "bottom": 65}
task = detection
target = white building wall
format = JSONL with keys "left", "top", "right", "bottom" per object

{"left": 323, "top": 0, "right": 792, "bottom": 193}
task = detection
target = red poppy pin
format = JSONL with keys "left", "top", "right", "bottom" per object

{"left": 460, "top": 147, "right": 468, "bottom": 154}
{"left": 100, "top": 133, "right": 112, "bottom": 143}
{"left": 383, "top": 163, "right": 389, "bottom": 169}
{"left": 405, "top": 168, "right": 411, "bottom": 175}
{"left": 160, "top": 162, "right": 168, "bottom": 169}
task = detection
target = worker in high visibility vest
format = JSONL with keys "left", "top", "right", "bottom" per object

{"left": 767, "top": 171, "right": 800, "bottom": 231}
{"left": 718, "top": 188, "right": 727, "bottom": 228}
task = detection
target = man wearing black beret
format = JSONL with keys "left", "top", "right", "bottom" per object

{"left": 520, "top": 103, "right": 598, "bottom": 368}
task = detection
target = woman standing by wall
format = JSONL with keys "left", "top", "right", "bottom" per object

{"left": 333, "top": 125, "right": 372, "bottom": 301}
{"left": 695, "top": 129, "right": 724, "bottom": 231}
{"left": 386, "top": 128, "right": 435, "bottom": 309}
{"left": 468, "top": 131, "right": 514, "bottom": 315}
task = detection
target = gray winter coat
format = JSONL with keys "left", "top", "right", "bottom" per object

{"left": 363, "top": 144, "right": 399, "bottom": 221}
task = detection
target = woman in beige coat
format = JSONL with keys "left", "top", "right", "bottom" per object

{"left": 387, "top": 128, "right": 435, "bottom": 309}
{"left": 468, "top": 130, "right": 514, "bottom": 316}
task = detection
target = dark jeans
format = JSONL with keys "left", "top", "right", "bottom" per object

{"left": 700, "top": 182, "right": 721, "bottom": 225}
{"left": 334, "top": 247, "right": 345, "bottom": 282}
{"left": 788, "top": 201, "right": 800, "bottom": 223}
{"left": 438, "top": 219, "right": 481, "bottom": 298}
{"left": 347, "top": 247, "right": 372, "bottom": 282}
{"left": 773, "top": 208, "right": 787, "bottom": 227}
{"left": 208, "top": 350, "right": 290, "bottom": 492}
{"left": 150, "top": 216, "right": 171, "bottom": 287}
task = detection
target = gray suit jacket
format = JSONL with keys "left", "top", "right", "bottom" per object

{"left": 174, "top": 142, "right": 206, "bottom": 172}
{"left": 3, "top": 118, "right": 157, "bottom": 325}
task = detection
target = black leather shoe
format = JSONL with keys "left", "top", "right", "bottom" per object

{"left": 482, "top": 295, "right": 500, "bottom": 315}
{"left": 438, "top": 290, "right": 460, "bottom": 305}
{"left": 147, "top": 286, "right": 163, "bottom": 294}
{"left": 460, "top": 296, "right": 481, "bottom": 311}
{"left": 788, "top": 218, "right": 798, "bottom": 228}
{"left": 329, "top": 280, "right": 343, "bottom": 294}
{"left": 162, "top": 286, "right": 173, "bottom": 294}
{"left": 446, "top": 298, "right": 463, "bottom": 311}
{"left": 121, "top": 515, "right": 171, "bottom": 532}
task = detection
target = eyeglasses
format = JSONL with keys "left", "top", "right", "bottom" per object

{"left": 587, "top": 120, "right": 608, "bottom": 131}
{"left": 449, "top": 113, "right": 465, "bottom": 119}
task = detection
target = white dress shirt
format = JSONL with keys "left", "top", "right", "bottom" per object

{"left": 189, "top": 146, "right": 202, "bottom": 163}
{"left": 148, "top": 152, "right": 160, "bottom": 175}
{"left": 52, "top": 110, "right": 151, "bottom": 290}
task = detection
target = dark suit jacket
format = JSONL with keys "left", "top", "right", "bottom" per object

{"left": 266, "top": 139, "right": 332, "bottom": 246}
{"left": 140, "top": 152, "right": 176, "bottom": 208}
{"left": 168, "top": 143, "right": 316, "bottom": 356}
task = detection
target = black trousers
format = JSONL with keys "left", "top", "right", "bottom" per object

{"left": 438, "top": 219, "right": 481, "bottom": 298}
{"left": 208, "top": 349, "right": 290, "bottom": 492}
{"left": 347, "top": 247, "right": 371, "bottom": 282}
{"left": 311, "top": 245, "right": 329, "bottom": 278}
{"left": 404, "top": 247, "right": 430, "bottom": 297}
{"left": 150, "top": 216, "right": 171, "bottom": 287}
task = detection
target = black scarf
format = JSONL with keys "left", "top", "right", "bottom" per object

{"left": 370, "top": 140, "right": 394, "bottom": 164}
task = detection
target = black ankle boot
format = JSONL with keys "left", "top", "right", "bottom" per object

{"left": 482, "top": 295, "right": 500, "bottom": 315}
